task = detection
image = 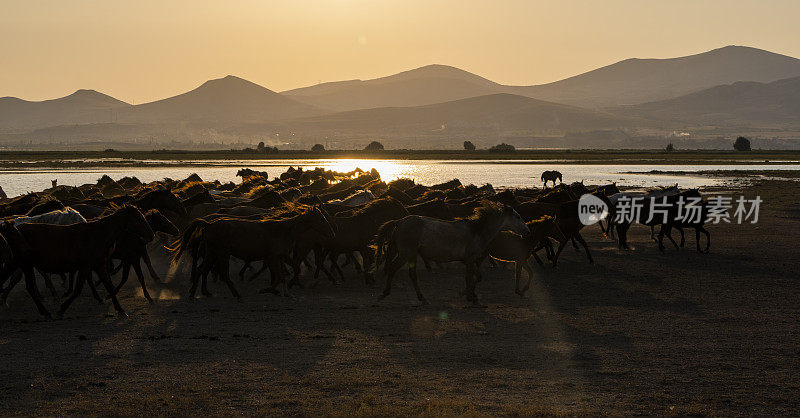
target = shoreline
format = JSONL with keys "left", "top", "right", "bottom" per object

{"left": 0, "top": 149, "right": 799, "bottom": 168}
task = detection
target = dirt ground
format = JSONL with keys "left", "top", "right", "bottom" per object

{"left": 1, "top": 180, "right": 799, "bottom": 416}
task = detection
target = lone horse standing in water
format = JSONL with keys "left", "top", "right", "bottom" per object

{"left": 374, "top": 203, "right": 530, "bottom": 305}
{"left": 541, "top": 170, "right": 563, "bottom": 187}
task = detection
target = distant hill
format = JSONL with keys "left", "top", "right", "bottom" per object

{"left": 283, "top": 64, "right": 502, "bottom": 111}
{"left": 118, "top": 75, "right": 324, "bottom": 123}
{"left": 284, "top": 93, "right": 636, "bottom": 134}
{"left": 283, "top": 47, "right": 800, "bottom": 110}
{"left": 512, "top": 46, "right": 800, "bottom": 107}
{"left": 0, "top": 89, "right": 130, "bottom": 132}
{"left": 616, "top": 76, "right": 800, "bottom": 126}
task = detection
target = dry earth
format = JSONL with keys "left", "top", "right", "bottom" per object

{"left": 1, "top": 180, "right": 799, "bottom": 416}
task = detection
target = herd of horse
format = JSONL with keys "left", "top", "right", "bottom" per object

{"left": 0, "top": 166, "right": 712, "bottom": 318}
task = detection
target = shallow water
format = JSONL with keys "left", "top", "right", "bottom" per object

{"left": 1, "top": 159, "right": 798, "bottom": 197}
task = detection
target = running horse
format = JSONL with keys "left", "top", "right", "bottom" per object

{"left": 0, "top": 205, "right": 153, "bottom": 318}
{"left": 374, "top": 202, "right": 530, "bottom": 305}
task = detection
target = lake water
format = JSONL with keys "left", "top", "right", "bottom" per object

{"left": 1, "top": 159, "right": 798, "bottom": 197}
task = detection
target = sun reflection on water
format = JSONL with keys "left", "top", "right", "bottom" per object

{"left": 320, "top": 159, "right": 414, "bottom": 182}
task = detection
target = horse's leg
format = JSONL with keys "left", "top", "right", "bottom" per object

{"left": 699, "top": 226, "right": 711, "bottom": 253}
{"left": 329, "top": 253, "right": 346, "bottom": 282}
{"left": 97, "top": 266, "right": 127, "bottom": 317}
{"left": 200, "top": 265, "right": 213, "bottom": 297}
{"left": 552, "top": 239, "right": 568, "bottom": 267}
{"left": 574, "top": 232, "right": 593, "bottom": 264}
{"left": 423, "top": 258, "right": 433, "bottom": 272}
{"left": 378, "top": 255, "right": 405, "bottom": 301}
{"left": 676, "top": 225, "right": 686, "bottom": 247}
{"left": 58, "top": 268, "right": 89, "bottom": 317}
{"left": 247, "top": 262, "right": 269, "bottom": 282}
{"left": 570, "top": 236, "right": 580, "bottom": 251}
{"left": 260, "top": 257, "right": 286, "bottom": 297}
{"left": 112, "top": 262, "right": 132, "bottom": 297}
{"left": 531, "top": 250, "right": 544, "bottom": 265}
{"left": 663, "top": 225, "right": 680, "bottom": 250}
{"left": 63, "top": 271, "right": 75, "bottom": 297}
{"left": 110, "top": 261, "right": 123, "bottom": 275}
{"left": 407, "top": 258, "right": 427, "bottom": 305}
{"left": 37, "top": 270, "right": 58, "bottom": 298}
{"left": 141, "top": 250, "right": 162, "bottom": 283}
{"left": 655, "top": 225, "right": 667, "bottom": 252}
{"left": 312, "top": 246, "right": 336, "bottom": 284}
{"left": 58, "top": 273, "right": 68, "bottom": 289}
{"left": 514, "top": 263, "right": 523, "bottom": 295}
{"left": 188, "top": 258, "right": 207, "bottom": 298}
{"left": 519, "top": 259, "right": 535, "bottom": 295}
{"left": 131, "top": 260, "right": 154, "bottom": 303}
{"left": 360, "top": 247, "right": 375, "bottom": 285}
{"left": 650, "top": 225, "right": 656, "bottom": 240}
{"left": 617, "top": 222, "right": 631, "bottom": 250}
{"left": 85, "top": 271, "right": 105, "bottom": 303}
{"left": 216, "top": 257, "right": 241, "bottom": 299}
{"left": 23, "top": 268, "right": 51, "bottom": 318}
{"left": 1, "top": 269, "right": 23, "bottom": 308}
{"left": 315, "top": 246, "right": 336, "bottom": 281}
{"left": 238, "top": 261, "right": 251, "bottom": 282}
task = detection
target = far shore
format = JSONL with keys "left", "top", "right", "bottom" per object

{"left": 0, "top": 149, "right": 798, "bottom": 168}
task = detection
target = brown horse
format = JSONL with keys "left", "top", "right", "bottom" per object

{"left": 109, "top": 209, "right": 180, "bottom": 302}
{"left": 541, "top": 170, "right": 563, "bottom": 187}
{"left": 374, "top": 203, "right": 530, "bottom": 305}
{"left": 482, "top": 216, "right": 564, "bottom": 295}
{"left": 171, "top": 205, "right": 335, "bottom": 299}
{"left": 319, "top": 198, "right": 409, "bottom": 285}
{"left": 0, "top": 205, "right": 153, "bottom": 318}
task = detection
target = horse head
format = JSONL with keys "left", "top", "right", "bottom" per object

{"left": 137, "top": 189, "right": 187, "bottom": 217}
{"left": 117, "top": 205, "right": 155, "bottom": 243}
{"left": 144, "top": 209, "right": 180, "bottom": 236}
{"left": 308, "top": 205, "right": 336, "bottom": 240}
{"left": 501, "top": 205, "right": 530, "bottom": 238}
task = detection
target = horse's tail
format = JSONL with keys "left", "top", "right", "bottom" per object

{"left": 373, "top": 219, "right": 399, "bottom": 270}
{"left": 166, "top": 219, "right": 208, "bottom": 264}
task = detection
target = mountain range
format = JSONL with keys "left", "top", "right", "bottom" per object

{"left": 2, "top": 45, "right": 799, "bottom": 145}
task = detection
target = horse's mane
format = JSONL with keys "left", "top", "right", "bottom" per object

{"left": 351, "top": 197, "right": 402, "bottom": 216}
{"left": 526, "top": 215, "right": 554, "bottom": 226}
{"left": 465, "top": 201, "right": 504, "bottom": 231}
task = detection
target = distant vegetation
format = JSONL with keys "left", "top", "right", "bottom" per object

{"left": 665, "top": 143, "right": 675, "bottom": 152}
{"left": 364, "top": 141, "right": 385, "bottom": 151}
{"left": 311, "top": 143, "right": 325, "bottom": 152}
{"left": 734, "top": 136, "right": 752, "bottom": 151}
{"left": 463, "top": 140, "right": 476, "bottom": 151}
{"left": 488, "top": 143, "right": 515, "bottom": 153}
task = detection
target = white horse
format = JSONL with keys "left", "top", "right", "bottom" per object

{"left": 11, "top": 207, "right": 87, "bottom": 226}
{"left": 329, "top": 190, "right": 375, "bottom": 207}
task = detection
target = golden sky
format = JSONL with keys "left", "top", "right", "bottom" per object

{"left": 2, "top": 0, "right": 799, "bottom": 103}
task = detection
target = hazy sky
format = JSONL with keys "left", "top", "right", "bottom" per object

{"left": 2, "top": 0, "right": 799, "bottom": 103}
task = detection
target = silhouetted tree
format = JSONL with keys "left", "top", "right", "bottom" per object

{"left": 311, "top": 143, "right": 325, "bottom": 152}
{"left": 665, "top": 143, "right": 675, "bottom": 152}
{"left": 733, "top": 136, "right": 751, "bottom": 151}
{"left": 257, "top": 141, "right": 266, "bottom": 151}
{"left": 488, "top": 143, "right": 515, "bottom": 153}
{"left": 364, "top": 141, "right": 385, "bottom": 151}
{"left": 463, "top": 140, "right": 476, "bottom": 151}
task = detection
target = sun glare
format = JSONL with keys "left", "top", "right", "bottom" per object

{"left": 323, "top": 159, "right": 411, "bottom": 182}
